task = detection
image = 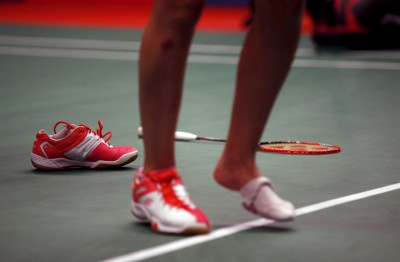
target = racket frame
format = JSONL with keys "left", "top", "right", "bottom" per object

{"left": 257, "top": 141, "right": 341, "bottom": 155}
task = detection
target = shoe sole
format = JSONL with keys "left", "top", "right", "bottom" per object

{"left": 243, "top": 203, "right": 295, "bottom": 222}
{"left": 31, "top": 151, "right": 138, "bottom": 170}
{"left": 130, "top": 202, "right": 210, "bottom": 235}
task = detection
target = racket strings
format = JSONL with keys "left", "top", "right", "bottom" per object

{"left": 258, "top": 142, "right": 340, "bottom": 154}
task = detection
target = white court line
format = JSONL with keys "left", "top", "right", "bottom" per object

{"left": 0, "top": 35, "right": 140, "bottom": 50}
{"left": 2, "top": 35, "right": 400, "bottom": 59}
{"left": 0, "top": 45, "right": 139, "bottom": 60}
{"left": 0, "top": 35, "right": 241, "bottom": 54}
{"left": 1, "top": 46, "right": 400, "bottom": 70}
{"left": 101, "top": 182, "right": 400, "bottom": 262}
{"left": 292, "top": 59, "right": 400, "bottom": 70}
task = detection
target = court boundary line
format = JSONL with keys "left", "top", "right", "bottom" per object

{"left": 2, "top": 46, "right": 400, "bottom": 70}
{"left": 100, "top": 182, "right": 400, "bottom": 262}
{"left": 2, "top": 35, "right": 400, "bottom": 59}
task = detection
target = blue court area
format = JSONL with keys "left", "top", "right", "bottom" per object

{"left": 0, "top": 24, "right": 399, "bottom": 262}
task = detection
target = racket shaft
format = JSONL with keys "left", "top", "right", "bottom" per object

{"left": 197, "top": 136, "right": 227, "bottom": 143}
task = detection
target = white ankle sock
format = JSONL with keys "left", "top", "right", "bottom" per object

{"left": 240, "top": 176, "right": 295, "bottom": 221}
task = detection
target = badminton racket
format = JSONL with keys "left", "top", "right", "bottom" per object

{"left": 137, "top": 127, "right": 341, "bottom": 155}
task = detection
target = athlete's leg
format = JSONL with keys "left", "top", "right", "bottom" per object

{"left": 215, "top": 0, "right": 305, "bottom": 190}
{"left": 139, "top": 0, "right": 205, "bottom": 172}
{"left": 133, "top": 0, "right": 210, "bottom": 234}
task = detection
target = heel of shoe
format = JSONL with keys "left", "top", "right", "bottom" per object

{"left": 31, "top": 153, "right": 69, "bottom": 170}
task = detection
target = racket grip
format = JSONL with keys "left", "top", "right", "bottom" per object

{"left": 137, "top": 126, "right": 144, "bottom": 138}
{"left": 174, "top": 131, "right": 198, "bottom": 141}
{"left": 137, "top": 127, "right": 198, "bottom": 141}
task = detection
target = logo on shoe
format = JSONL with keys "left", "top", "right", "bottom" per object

{"left": 40, "top": 142, "right": 51, "bottom": 158}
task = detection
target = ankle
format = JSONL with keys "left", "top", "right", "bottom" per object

{"left": 213, "top": 158, "right": 260, "bottom": 191}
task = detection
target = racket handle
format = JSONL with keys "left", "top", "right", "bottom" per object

{"left": 174, "top": 131, "right": 198, "bottom": 141}
{"left": 137, "top": 127, "right": 198, "bottom": 141}
{"left": 137, "top": 126, "right": 144, "bottom": 138}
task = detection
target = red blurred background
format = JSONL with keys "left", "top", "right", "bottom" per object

{"left": 0, "top": 0, "right": 313, "bottom": 33}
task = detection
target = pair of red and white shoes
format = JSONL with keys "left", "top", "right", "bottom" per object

{"left": 131, "top": 167, "right": 295, "bottom": 234}
{"left": 32, "top": 120, "right": 295, "bottom": 235}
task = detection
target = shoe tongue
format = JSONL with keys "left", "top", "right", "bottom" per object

{"left": 53, "top": 125, "right": 76, "bottom": 139}
{"left": 63, "top": 124, "right": 77, "bottom": 134}
{"left": 66, "top": 127, "right": 75, "bottom": 135}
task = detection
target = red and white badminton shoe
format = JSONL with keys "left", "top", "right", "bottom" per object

{"left": 31, "top": 120, "right": 138, "bottom": 170}
{"left": 131, "top": 167, "right": 211, "bottom": 234}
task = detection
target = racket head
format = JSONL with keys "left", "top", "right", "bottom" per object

{"left": 258, "top": 141, "right": 341, "bottom": 155}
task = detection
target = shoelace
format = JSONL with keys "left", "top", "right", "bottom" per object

{"left": 53, "top": 120, "right": 112, "bottom": 144}
{"left": 53, "top": 121, "right": 76, "bottom": 133}
{"left": 146, "top": 169, "right": 191, "bottom": 210}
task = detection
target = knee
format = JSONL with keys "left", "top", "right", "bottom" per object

{"left": 154, "top": 0, "right": 205, "bottom": 30}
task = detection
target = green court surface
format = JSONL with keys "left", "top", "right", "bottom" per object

{"left": 0, "top": 24, "right": 399, "bottom": 262}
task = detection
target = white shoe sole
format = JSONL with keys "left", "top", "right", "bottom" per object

{"left": 130, "top": 202, "right": 210, "bottom": 234}
{"left": 31, "top": 151, "right": 138, "bottom": 170}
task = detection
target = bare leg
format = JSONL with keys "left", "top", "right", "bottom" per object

{"left": 215, "top": 0, "right": 305, "bottom": 191}
{"left": 133, "top": 1, "right": 211, "bottom": 235}
{"left": 139, "top": 0, "right": 204, "bottom": 172}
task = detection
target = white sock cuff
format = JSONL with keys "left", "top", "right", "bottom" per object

{"left": 240, "top": 176, "right": 271, "bottom": 202}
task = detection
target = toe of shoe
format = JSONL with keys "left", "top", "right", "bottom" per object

{"left": 261, "top": 201, "right": 295, "bottom": 221}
